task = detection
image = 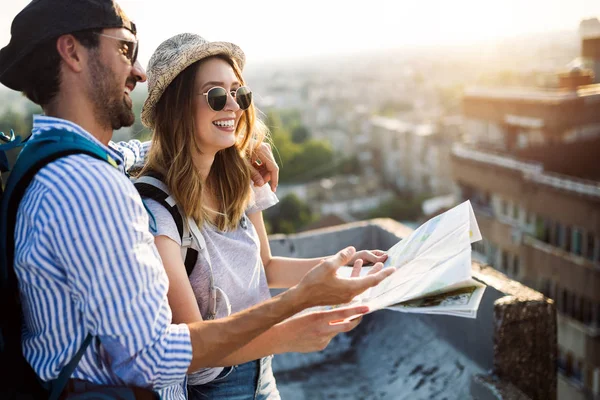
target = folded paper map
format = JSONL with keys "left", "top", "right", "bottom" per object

{"left": 301, "top": 200, "right": 486, "bottom": 319}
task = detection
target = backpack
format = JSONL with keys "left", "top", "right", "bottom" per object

{"left": 0, "top": 128, "right": 118, "bottom": 399}
{"left": 134, "top": 175, "right": 221, "bottom": 320}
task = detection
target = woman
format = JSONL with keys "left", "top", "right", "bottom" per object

{"left": 139, "top": 33, "right": 388, "bottom": 399}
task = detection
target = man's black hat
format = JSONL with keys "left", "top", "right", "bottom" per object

{"left": 0, "top": 0, "right": 136, "bottom": 91}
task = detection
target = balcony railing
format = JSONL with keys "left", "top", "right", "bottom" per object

{"left": 452, "top": 144, "right": 543, "bottom": 174}
{"left": 453, "top": 144, "right": 600, "bottom": 198}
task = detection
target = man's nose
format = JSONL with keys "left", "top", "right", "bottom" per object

{"left": 131, "top": 60, "right": 147, "bottom": 83}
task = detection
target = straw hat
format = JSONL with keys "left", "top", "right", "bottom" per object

{"left": 141, "top": 33, "right": 245, "bottom": 128}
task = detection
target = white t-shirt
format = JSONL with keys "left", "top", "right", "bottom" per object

{"left": 143, "top": 184, "right": 278, "bottom": 385}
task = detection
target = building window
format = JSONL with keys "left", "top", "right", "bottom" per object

{"left": 565, "top": 226, "right": 572, "bottom": 252}
{"left": 566, "top": 352, "right": 574, "bottom": 377}
{"left": 501, "top": 251, "right": 508, "bottom": 272}
{"left": 573, "top": 294, "right": 581, "bottom": 321}
{"left": 586, "top": 232, "right": 596, "bottom": 261}
{"left": 535, "top": 217, "right": 551, "bottom": 243}
{"left": 500, "top": 199, "right": 508, "bottom": 217}
{"left": 513, "top": 255, "right": 520, "bottom": 277}
{"left": 561, "top": 289, "right": 568, "bottom": 314}
{"left": 540, "top": 280, "right": 551, "bottom": 297}
{"left": 582, "top": 297, "right": 592, "bottom": 325}
{"left": 554, "top": 222, "right": 565, "bottom": 248}
{"left": 558, "top": 348, "right": 567, "bottom": 375}
{"left": 552, "top": 221, "right": 561, "bottom": 247}
{"left": 572, "top": 228, "right": 582, "bottom": 256}
{"left": 573, "top": 359, "right": 584, "bottom": 384}
{"left": 488, "top": 243, "right": 498, "bottom": 268}
{"left": 527, "top": 211, "right": 536, "bottom": 226}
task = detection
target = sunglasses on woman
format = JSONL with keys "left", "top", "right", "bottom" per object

{"left": 202, "top": 86, "right": 252, "bottom": 112}
{"left": 94, "top": 32, "right": 139, "bottom": 66}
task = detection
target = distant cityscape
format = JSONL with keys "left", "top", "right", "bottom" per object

{"left": 1, "top": 20, "right": 599, "bottom": 400}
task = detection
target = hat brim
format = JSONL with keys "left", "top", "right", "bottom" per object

{"left": 141, "top": 39, "right": 245, "bottom": 129}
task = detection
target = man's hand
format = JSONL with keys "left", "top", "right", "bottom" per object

{"left": 250, "top": 142, "right": 279, "bottom": 192}
{"left": 293, "top": 246, "right": 395, "bottom": 309}
{"left": 275, "top": 305, "right": 368, "bottom": 353}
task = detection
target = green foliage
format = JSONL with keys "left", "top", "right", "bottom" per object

{"left": 129, "top": 90, "right": 152, "bottom": 141}
{"left": 368, "top": 195, "right": 426, "bottom": 221}
{"left": 336, "top": 155, "right": 361, "bottom": 175}
{"left": 0, "top": 109, "right": 32, "bottom": 137}
{"left": 378, "top": 100, "right": 414, "bottom": 116}
{"left": 264, "top": 110, "right": 334, "bottom": 183}
{"left": 291, "top": 125, "right": 310, "bottom": 143}
{"left": 263, "top": 193, "right": 314, "bottom": 234}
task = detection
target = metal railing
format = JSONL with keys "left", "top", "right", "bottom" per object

{"left": 453, "top": 144, "right": 600, "bottom": 198}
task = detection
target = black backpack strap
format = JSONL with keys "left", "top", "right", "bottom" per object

{"left": 135, "top": 179, "right": 184, "bottom": 238}
{"left": 134, "top": 175, "right": 198, "bottom": 276}
{"left": 48, "top": 334, "right": 93, "bottom": 400}
{"left": 184, "top": 249, "right": 199, "bottom": 277}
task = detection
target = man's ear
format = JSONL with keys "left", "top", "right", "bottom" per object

{"left": 56, "top": 34, "right": 85, "bottom": 73}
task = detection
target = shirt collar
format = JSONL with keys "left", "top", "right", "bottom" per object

{"left": 32, "top": 115, "right": 124, "bottom": 168}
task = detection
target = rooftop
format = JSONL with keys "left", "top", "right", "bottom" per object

{"left": 464, "top": 84, "right": 600, "bottom": 103}
{"left": 268, "top": 219, "right": 557, "bottom": 400}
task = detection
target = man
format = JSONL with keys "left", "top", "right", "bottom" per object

{"left": 0, "top": 0, "right": 394, "bottom": 398}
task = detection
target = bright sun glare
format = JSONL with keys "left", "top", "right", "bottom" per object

{"left": 1, "top": 0, "right": 599, "bottom": 65}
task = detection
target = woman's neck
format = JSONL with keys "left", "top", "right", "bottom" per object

{"left": 192, "top": 151, "right": 215, "bottom": 181}
{"left": 193, "top": 151, "right": 220, "bottom": 223}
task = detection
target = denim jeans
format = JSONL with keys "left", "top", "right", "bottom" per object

{"left": 187, "top": 356, "right": 280, "bottom": 400}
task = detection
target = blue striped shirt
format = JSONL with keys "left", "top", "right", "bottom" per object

{"left": 14, "top": 115, "right": 192, "bottom": 399}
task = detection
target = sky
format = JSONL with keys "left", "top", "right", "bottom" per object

{"left": 1, "top": 0, "right": 600, "bottom": 69}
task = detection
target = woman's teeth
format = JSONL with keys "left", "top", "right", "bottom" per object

{"left": 213, "top": 120, "right": 234, "bottom": 128}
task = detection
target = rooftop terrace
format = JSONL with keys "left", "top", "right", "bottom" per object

{"left": 268, "top": 219, "right": 557, "bottom": 400}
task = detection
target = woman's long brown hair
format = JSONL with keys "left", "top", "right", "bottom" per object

{"left": 141, "top": 55, "right": 267, "bottom": 231}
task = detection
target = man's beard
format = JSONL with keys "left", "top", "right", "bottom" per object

{"left": 88, "top": 56, "right": 135, "bottom": 130}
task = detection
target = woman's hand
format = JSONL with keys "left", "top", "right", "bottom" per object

{"left": 250, "top": 142, "right": 279, "bottom": 192}
{"left": 348, "top": 250, "right": 388, "bottom": 266}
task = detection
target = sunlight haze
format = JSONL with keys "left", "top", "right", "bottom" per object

{"left": 1, "top": 0, "right": 599, "bottom": 68}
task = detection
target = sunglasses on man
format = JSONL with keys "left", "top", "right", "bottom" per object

{"left": 202, "top": 86, "right": 253, "bottom": 112}
{"left": 94, "top": 32, "right": 139, "bottom": 66}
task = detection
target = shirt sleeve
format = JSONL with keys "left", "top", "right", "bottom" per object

{"left": 143, "top": 198, "right": 183, "bottom": 246}
{"left": 44, "top": 156, "right": 191, "bottom": 389}
{"left": 246, "top": 183, "right": 279, "bottom": 214}
{"left": 109, "top": 139, "right": 151, "bottom": 172}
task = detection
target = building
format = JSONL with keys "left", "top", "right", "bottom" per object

{"left": 451, "top": 19, "right": 600, "bottom": 400}
{"left": 369, "top": 116, "right": 458, "bottom": 197}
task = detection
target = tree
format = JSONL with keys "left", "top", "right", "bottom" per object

{"left": 264, "top": 110, "right": 334, "bottom": 183}
{"left": 291, "top": 125, "right": 310, "bottom": 143}
{"left": 263, "top": 193, "right": 314, "bottom": 234}
{"left": 368, "top": 195, "right": 425, "bottom": 222}
{"left": 336, "top": 155, "right": 361, "bottom": 175}
{"left": 0, "top": 109, "right": 30, "bottom": 137}
{"left": 281, "top": 140, "right": 334, "bottom": 182}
